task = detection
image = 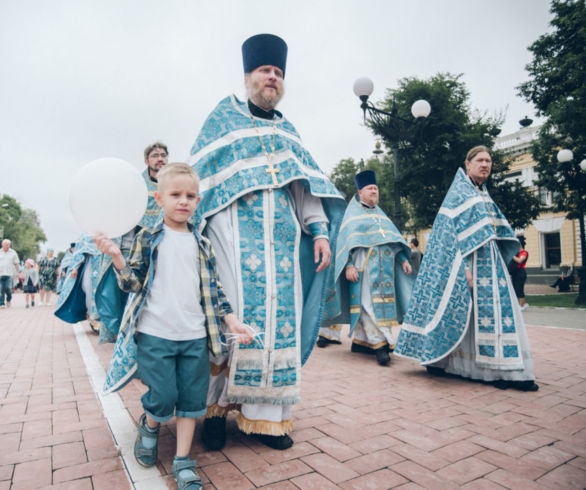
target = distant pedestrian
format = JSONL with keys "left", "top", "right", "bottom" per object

{"left": 510, "top": 236, "right": 529, "bottom": 310}
{"left": 56, "top": 242, "right": 76, "bottom": 294}
{"left": 38, "top": 248, "right": 59, "bottom": 306}
{"left": 23, "top": 259, "right": 39, "bottom": 308}
{"left": 410, "top": 238, "right": 422, "bottom": 277}
{"left": 0, "top": 239, "right": 19, "bottom": 308}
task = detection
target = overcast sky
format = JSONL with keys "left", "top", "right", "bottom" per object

{"left": 0, "top": 0, "right": 551, "bottom": 254}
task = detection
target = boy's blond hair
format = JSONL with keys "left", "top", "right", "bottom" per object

{"left": 157, "top": 162, "right": 200, "bottom": 191}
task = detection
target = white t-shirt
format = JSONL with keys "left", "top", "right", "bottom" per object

{"left": 0, "top": 249, "right": 19, "bottom": 276}
{"left": 138, "top": 226, "right": 206, "bottom": 341}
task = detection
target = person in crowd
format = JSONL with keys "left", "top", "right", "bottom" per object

{"left": 395, "top": 146, "right": 539, "bottom": 392}
{"left": 54, "top": 234, "right": 102, "bottom": 332}
{"left": 56, "top": 242, "right": 76, "bottom": 294}
{"left": 410, "top": 238, "right": 422, "bottom": 277}
{"left": 23, "top": 258, "right": 39, "bottom": 308}
{"left": 0, "top": 239, "right": 19, "bottom": 308}
{"left": 510, "top": 236, "right": 529, "bottom": 310}
{"left": 96, "top": 163, "right": 252, "bottom": 489}
{"left": 189, "top": 33, "right": 345, "bottom": 450}
{"left": 319, "top": 170, "right": 414, "bottom": 366}
{"left": 550, "top": 264, "right": 574, "bottom": 292}
{"left": 38, "top": 248, "right": 60, "bottom": 306}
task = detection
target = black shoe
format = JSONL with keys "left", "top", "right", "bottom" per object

{"left": 350, "top": 342, "right": 375, "bottom": 355}
{"left": 202, "top": 416, "right": 226, "bottom": 451}
{"left": 493, "top": 380, "right": 539, "bottom": 391}
{"left": 253, "top": 433, "right": 293, "bottom": 450}
{"left": 375, "top": 347, "right": 391, "bottom": 366}
{"left": 316, "top": 336, "right": 329, "bottom": 348}
{"left": 425, "top": 366, "right": 446, "bottom": 377}
{"left": 316, "top": 336, "right": 341, "bottom": 348}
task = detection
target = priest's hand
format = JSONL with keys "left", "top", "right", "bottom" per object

{"left": 345, "top": 265, "right": 359, "bottom": 282}
{"left": 70, "top": 268, "right": 78, "bottom": 279}
{"left": 402, "top": 261, "right": 412, "bottom": 276}
{"left": 465, "top": 268, "right": 473, "bottom": 289}
{"left": 314, "top": 238, "right": 331, "bottom": 272}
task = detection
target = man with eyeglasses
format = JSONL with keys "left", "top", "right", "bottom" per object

{"left": 142, "top": 142, "right": 169, "bottom": 226}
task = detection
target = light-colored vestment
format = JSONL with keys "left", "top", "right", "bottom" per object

{"left": 395, "top": 169, "right": 535, "bottom": 382}
{"left": 189, "top": 95, "right": 345, "bottom": 434}
{"left": 321, "top": 195, "right": 414, "bottom": 349}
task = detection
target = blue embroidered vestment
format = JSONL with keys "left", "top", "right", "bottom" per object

{"left": 189, "top": 95, "right": 345, "bottom": 405}
{"left": 395, "top": 169, "right": 522, "bottom": 369}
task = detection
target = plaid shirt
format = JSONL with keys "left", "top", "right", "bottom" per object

{"left": 115, "top": 221, "right": 232, "bottom": 358}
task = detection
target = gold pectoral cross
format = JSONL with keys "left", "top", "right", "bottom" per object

{"left": 266, "top": 160, "right": 279, "bottom": 186}
{"left": 374, "top": 214, "right": 385, "bottom": 237}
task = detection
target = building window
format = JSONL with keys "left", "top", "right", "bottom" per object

{"left": 543, "top": 232, "right": 561, "bottom": 268}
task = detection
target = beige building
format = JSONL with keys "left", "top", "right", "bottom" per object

{"left": 495, "top": 125, "right": 583, "bottom": 270}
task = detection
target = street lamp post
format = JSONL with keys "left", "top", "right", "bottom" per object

{"left": 353, "top": 77, "right": 430, "bottom": 231}
{"left": 556, "top": 149, "right": 586, "bottom": 305}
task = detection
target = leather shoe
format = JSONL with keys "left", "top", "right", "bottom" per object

{"left": 253, "top": 433, "right": 293, "bottom": 450}
{"left": 316, "top": 336, "right": 329, "bottom": 348}
{"left": 351, "top": 342, "right": 375, "bottom": 355}
{"left": 426, "top": 366, "right": 446, "bottom": 376}
{"left": 493, "top": 380, "right": 539, "bottom": 391}
{"left": 202, "top": 416, "right": 226, "bottom": 451}
{"left": 375, "top": 347, "right": 391, "bottom": 366}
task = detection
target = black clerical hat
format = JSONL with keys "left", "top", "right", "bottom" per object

{"left": 354, "top": 170, "right": 377, "bottom": 190}
{"left": 242, "top": 34, "right": 288, "bottom": 78}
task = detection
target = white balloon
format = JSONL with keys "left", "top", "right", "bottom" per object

{"left": 69, "top": 157, "right": 148, "bottom": 238}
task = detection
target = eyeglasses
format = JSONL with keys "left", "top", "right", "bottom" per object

{"left": 149, "top": 153, "right": 167, "bottom": 159}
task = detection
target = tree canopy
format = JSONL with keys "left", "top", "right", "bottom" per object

{"left": 333, "top": 73, "right": 541, "bottom": 233}
{"left": 518, "top": 0, "right": 586, "bottom": 222}
{"left": 0, "top": 194, "right": 47, "bottom": 261}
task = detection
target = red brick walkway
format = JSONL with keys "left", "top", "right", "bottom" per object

{"left": 1, "top": 292, "right": 585, "bottom": 489}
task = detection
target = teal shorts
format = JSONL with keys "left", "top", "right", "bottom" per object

{"left": 136, "top": 333, "right": 210, "bottom": 422}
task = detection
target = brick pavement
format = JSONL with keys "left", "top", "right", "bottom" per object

{"left": 1, "top": 291, "right": 585, "bottom": 489}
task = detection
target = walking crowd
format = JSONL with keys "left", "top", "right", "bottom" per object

{"left": 5, "top": 34, "right": 546, "bottom": 490}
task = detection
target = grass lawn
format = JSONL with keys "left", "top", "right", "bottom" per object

{"left": 526, "top": 294, "right": 586, "bottom": 309}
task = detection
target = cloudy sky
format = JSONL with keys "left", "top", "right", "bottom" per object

{"left": 0, "top": 0, "right": 551, "bottom": 253}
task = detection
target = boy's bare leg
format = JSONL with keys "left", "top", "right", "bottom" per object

{"left": 145, "top": 413, "right": 160, "bottom": 430}
{"left": 175, "top": 417, "right": 196, "bottom": 457}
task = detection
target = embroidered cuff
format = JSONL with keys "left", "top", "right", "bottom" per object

{"left": 397, "top": 251, "right": 408, "bottom": 264}
{"left": 308, "top": 222, "right": 329, "bottom": 241}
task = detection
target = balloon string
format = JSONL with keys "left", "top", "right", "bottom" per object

{"left": 221, "top": 323, "right": 264, "bottom": 349}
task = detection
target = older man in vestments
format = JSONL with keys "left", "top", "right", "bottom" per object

{"left": 395, "top": 146, "right": 539, "bottom": 391}
{"left": 320, "top": 170, "right": 414, "bottom": 365}
{"left": 189, "top": 34, "right": 345, "bottom": 450}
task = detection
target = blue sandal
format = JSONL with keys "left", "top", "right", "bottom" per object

{"left": 134, "top": 414, "right": 159, "bottom": 467}
{"left": 172, "top": 457, "right": 203, "bottom": 490}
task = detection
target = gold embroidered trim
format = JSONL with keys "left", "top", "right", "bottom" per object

{"left": 236, "top": 413, "right": 293, "bottom": 436}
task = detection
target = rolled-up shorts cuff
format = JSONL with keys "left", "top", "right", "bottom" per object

{"left": 176, "top": 407, "right": 207, "bottom": 419}
{"left": 144, "top": 409, "right": 173, "bottom": 424}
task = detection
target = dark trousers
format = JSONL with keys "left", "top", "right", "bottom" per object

{"left": 0, "top": 276, "right": 13, "bottom": 306}
{"left": 551, "top": 276, "right": 572, "bottom": 292}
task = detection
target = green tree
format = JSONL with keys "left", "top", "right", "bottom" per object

{"left": 0, "top": 194, "right": 47, "bottom": 260}
{"left": 361, "top": 73, "right": 540, "bottom": 233}
{"left": 518, "top": 0, "right": 586, "bottom": 304}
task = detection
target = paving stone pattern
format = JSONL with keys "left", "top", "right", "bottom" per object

{"left": 1, "top": 292, "right": 585, "bottom": 489}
